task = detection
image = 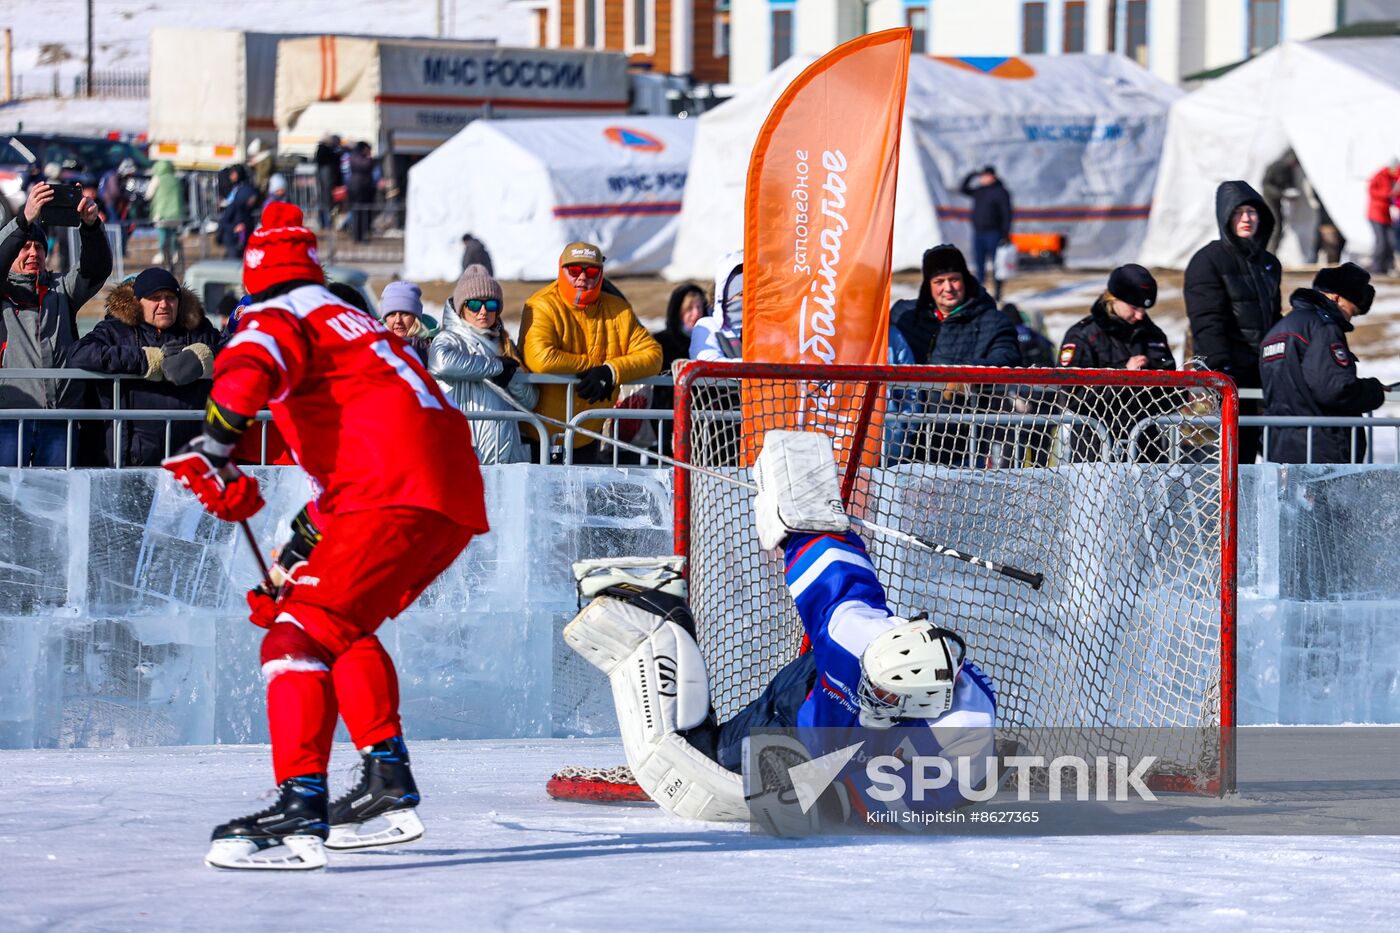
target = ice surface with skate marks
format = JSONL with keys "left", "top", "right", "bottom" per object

{"left": 7, "top": 740, "right": 1400, "bottom": 930}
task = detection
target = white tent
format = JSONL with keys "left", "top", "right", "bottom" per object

{"left": 666, "top": 53, "right": 1180, "bottom": 281}
{"left": 405, "top": 116, "right": 695, "bottom": 282}
{"left": 1140, "top": 38, "right": 1400, "bottom": 269}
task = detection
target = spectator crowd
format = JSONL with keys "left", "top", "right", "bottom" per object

{"left": 2, "top": 152, "right": 1398, "bottom": 470}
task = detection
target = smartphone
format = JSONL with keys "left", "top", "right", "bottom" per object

{"left": 38, "top": 181, "right": 84, "bottom": 227}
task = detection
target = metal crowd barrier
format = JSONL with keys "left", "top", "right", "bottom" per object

{"left": 3, "top": 370, "right": 1398, "bottom": 469}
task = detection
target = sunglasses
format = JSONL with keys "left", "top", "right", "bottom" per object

{"left": 563, "top": 264, "right": 601, "bottom": 279}
{"left": 462, "top": 298, "right": 501, "bottom": 313}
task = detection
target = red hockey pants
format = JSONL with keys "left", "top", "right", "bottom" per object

{"left": 259, "top": 506, "right": 476, "bottom": 782}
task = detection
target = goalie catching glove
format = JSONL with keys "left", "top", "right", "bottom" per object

{"left": 752, "top": 430, "right": 850, "bottom": 550}
{"left": 161, "top": 398, "right": 264, "bottom": 522}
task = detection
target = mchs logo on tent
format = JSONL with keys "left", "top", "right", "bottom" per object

{"left": 604, "top": 126, "right": 665, "bottom": 153}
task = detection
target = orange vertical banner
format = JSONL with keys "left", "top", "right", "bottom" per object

{"left": 740, "top": 28, "right": 911, "bottom": 471}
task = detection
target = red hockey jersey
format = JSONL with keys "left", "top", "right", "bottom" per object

{"left": 212, "top": 284, "right": 487, "bottom": 530}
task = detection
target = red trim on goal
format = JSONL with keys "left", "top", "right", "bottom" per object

{"left": 1218, "top": 381, "right": 1239, "bottom": 796}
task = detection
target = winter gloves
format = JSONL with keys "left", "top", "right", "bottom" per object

{"left": 142, "top": 342, "right": 215, "bottom": 386}
{"left": 489, "top": 357, "right": 520, "bottom": 389}
{"left": 576, "top": 364, "right": 616, "bottom": 403}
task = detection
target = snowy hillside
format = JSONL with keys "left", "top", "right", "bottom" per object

{"left": 4, "top": 0, "right": 532, "bottom": 81}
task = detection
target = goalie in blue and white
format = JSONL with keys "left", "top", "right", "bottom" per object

{"left": 565, "top": 430, "right": 997, "bottom": 828}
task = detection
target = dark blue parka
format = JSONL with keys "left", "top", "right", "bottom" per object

{"left": 1260, "top": 288, "right": 1385, "bottom": 464}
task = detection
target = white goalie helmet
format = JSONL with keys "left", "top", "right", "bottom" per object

{"left": 857, "top": 619, "right": 967, "bottom": 729}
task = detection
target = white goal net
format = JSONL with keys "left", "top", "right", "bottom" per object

{"left": 674, "top": 363, "right": 1238, "bottom": 795}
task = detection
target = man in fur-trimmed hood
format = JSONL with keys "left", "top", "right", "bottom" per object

{"left": 69, "top": 267, "right": 220, "bottom": 466}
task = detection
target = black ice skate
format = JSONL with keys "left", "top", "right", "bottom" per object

{"left": 205, "top": 774, "right": 330, "bottom": 871}
{"left": 327, "top": 736, "right": 425, "bottom": 850}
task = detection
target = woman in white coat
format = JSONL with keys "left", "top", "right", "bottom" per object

{"left": 428, "top": 264, "right": 538, "bottom": 465}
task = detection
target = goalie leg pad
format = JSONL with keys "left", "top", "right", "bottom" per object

{"left": 564, "top": 595, "right": 668, "bottom": 676}
{"left": 572, "top": 556, "right": 687, "bottom": 601}
{"left": 568, "top": 596, "right": 711, "bottom": 731}
{"left": 590, "top": 605, "right": 745, "bottom": 822}
{"left": 753, "top": 430, "right": 851, "bottom": 550}
{"left": 629, "top": 734, "right": 747, "bottom": 822}
{"left": 610, "top": 640, "right": 744, "bottom": 821}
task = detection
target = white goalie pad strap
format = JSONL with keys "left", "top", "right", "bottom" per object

{"left": 571, "top": 555, "right": 687, "bottom": 601}
{"left": 752, "top": 430, "right": 850, "bottom": 550}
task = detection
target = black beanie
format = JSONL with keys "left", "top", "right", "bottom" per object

{"left": 1313, "top": 262, "right": 1374, "bottom": 315}
{"left": 1107, "top": 263, "right": 1158, "bottom": 310}
{"left": 21, "top": 219, "right": 48, "bottom": 247}
{"left": 922, "top": 243, "right": 971, "bottom": 284}
{"left": 133, "top": 266, "right": 181, "bottom": 300}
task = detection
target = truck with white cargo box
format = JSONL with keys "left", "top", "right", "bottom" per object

{"left": 273, "top": 36, "right": 630, "bottom": 160}
{"left": 148, "top": 28, "right": 292, "bottom": 169}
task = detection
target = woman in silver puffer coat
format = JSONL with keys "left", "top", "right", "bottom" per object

{"left": 428, "top": 264, "right": 538, "bottom": 464}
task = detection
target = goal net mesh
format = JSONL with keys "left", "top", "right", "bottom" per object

{"left": 674, "top": 363, "right": 1236, "bottom": 795}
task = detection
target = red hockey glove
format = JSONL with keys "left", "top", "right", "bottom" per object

{"left": 247, "top": 585, "right": 280, "bottom": 629}
{"left": 246, "top": 560, "right": 312, "bottom": 629}
{"left": 162, "top": 437, "right": 264, "bottom": 522}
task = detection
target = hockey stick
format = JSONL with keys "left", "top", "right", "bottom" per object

{"left": 482, "top": 381, "right": 1045, "bottom": 590}
{"left": 238, "top": 518, "right": 275, "bottom": 590}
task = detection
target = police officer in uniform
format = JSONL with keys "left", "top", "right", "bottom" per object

{"left": 1260, "top": 263, "right": 1387, "bottom": 464}
{"left": 1057, "top": 265, "right": 1177, "bottom": 461}
{"left": 1058, "top": 264, "right": 1175, "bottom": 371}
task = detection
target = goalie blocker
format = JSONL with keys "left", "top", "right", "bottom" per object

{"left": 563, "top": 430, "right": 997, "bottom": 829}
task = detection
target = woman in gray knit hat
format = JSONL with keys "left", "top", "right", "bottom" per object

{"left": 428, "top": 264, "right": 537, "bottom": 464}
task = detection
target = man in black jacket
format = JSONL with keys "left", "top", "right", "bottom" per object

{"left": 314, "top": 134, "right": 342, "bottom": 230}
{"left": 960, "top": 166, "right": 1013, "bottom": 298}
{"left": 1260, "top": 263, "right": 1386, "bottom": 464}
{"left": 891, "top": 244, "right": 1019, "bottom": 368}
{"left": 69, "top": 267, "right": 218, "bottom": 466}
{"left": 891, "top": 244, "right": 1020, "bottom": 466}
{"left": 1184, "top": 180, "right": 1283, "bottom": 464}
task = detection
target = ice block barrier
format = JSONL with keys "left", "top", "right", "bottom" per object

{"left": 0, "top": 466, "right": 672, "bottom": 749}
{"left": 5, "top": 463, "right": 1400, "bottom": 749}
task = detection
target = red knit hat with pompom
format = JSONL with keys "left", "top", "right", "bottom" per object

{"left": 242, "top": 202, "right": 325, "bottom": 295}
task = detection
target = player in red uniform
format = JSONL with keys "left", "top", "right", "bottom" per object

{"left": 162, "top": 203, "right": 488, "bottom": 870}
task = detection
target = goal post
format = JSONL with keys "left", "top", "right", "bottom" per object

{"left": 673, "top": 362, "right": 1238, "bottom": 796}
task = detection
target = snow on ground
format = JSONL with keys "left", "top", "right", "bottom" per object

{"left": 0, "top": 96, "right": 149, "bottom": 137}
{"left": 8, "top": 739, "right": 1400, "bottom": 930}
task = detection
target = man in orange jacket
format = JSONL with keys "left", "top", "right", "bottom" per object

{"left": 518, "top": 242, "right": 662, "bottom": 463}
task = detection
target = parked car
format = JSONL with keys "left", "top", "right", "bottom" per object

{"left": 184, "top": 259, "right": 380, "bottom": 325}
{"left": 0, "top": 133, "right": 153, "bottom": 221}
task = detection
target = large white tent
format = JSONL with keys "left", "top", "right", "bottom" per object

{"left": 405, "top": 116, "right": 695, "bottom": 282}
{"left": 1140, "top": 38, "right": 1400, "bottom": 269}
{"left": 666, "top": 53, "right": 1180, "bottom": 281}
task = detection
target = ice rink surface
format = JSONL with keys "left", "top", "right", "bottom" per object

{"left": 9, "top": 738, "right": 1400, "bottom": 931}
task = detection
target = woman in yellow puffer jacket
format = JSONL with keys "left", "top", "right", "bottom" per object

{"left": 519, "top": 241, "right": 662, "bottom": 461}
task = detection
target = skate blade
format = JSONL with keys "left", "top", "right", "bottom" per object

{"left": 326, "top": 808, "right": 425, "bottom": 850}
{"left": 205, "top": 834, "right": 328, "bottom": 871}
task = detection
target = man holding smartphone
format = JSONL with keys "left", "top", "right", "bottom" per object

{"left": 0, "top": 181, "right": 111, "bottom": 466}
